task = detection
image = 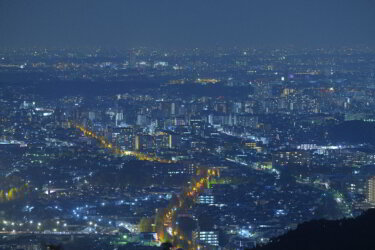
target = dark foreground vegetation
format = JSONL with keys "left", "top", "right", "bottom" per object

{"left": 253, "top": 209, "right": 375, "bottom": 250}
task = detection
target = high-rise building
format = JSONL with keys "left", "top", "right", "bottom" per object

{"left": 214, "top": 102, "right": 228, "bottom": 114}
{"left": 128, "top": 50, "right": 137, "bottom": 68}
{"left": 197, "top": 195, "right": 215, "bottom": 205}
{"left": 136, "top": 114, "right": 149, "bottom": 127}
{"left": 367, "top": 177, "right": 375, "bottom": 203}
{"left": 168, "top": 133, "right": 181, "bottom": 149}
{"left": 134, "top": 134, "right": 154, "bottom": 151}
{"left": 88, "top": 111, "right": 96, "bottom": 121}
{"left": 193, "top": 230, "right": 219, "bottom": 247}
{"left": 115, "top": 112, "right": 124, "bottom": 126}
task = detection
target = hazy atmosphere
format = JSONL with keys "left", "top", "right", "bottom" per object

{"left": 1, "top": 0, "right": 375, "bottom": 48}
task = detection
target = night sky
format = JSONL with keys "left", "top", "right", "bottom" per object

{"left": 0, "top": 0, "right": 374, "bottom": 48}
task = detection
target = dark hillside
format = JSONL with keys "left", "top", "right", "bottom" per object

{"left": 253, "top": 209, "right": 375, "bottom": 250}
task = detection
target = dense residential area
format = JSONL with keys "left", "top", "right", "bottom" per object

{"left": 0, "top": 47, "right": 375, "bottom": 249}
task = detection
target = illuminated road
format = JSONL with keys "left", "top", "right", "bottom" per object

{"left": 156, "top": 169, "right": 220, "bottom": 249}
{"left": 72, "top": 122, "right": 221, "bottom": 248}
{"left": 73, "top": 123, "right": 175, "bottom": 164}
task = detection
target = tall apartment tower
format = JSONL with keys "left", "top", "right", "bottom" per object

{"left": 367, "top": 176, "right": 375, "bottom": 203}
